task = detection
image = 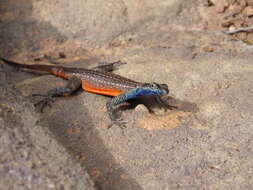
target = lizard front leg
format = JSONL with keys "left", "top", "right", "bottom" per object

{"left": 106, "top": 83, "right": 172, "bottom": 127}
{"left": 34, "top": 76, "right": 82, "bottom": 111}
{"left": 106, "top": 93, "right": 129, "bottom": 128}
{"left": 92, "top": 61, "right": 126, "bottom": 72}
{"left": 154, "top": 95, "right": 177, "bottom": 111}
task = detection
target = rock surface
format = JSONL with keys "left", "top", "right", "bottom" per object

{"left": 1, "top": 0, "right": 253, "bottom": 189}
{"left": 0, "top": 86, "right": 95, "bottom": 190}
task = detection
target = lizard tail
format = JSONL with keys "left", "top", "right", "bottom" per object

{"left": 0, "top": 57, "right": 56, "bottom": 73}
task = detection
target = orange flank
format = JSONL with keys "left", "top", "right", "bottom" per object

{"left": 82, "top": 81, "right": 123, "bottom": 96}
{"left": 52, "top": 69, "right": 70, "bottom": 79}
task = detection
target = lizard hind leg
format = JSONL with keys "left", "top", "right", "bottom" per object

{"left": 33, "top": 76, "right": 82, "bottom": 112}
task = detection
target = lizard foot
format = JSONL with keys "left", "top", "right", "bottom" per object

{"left": 108, "top": 119, "right": 127, "bottom": 129}
{"left": 32, "top": 94, "right": 54, "bottom": 112}
{"left": 164, "top": 104, "right": 178, "bottom": 112}
{"left": 154, "top": 96, "right": 178, "bottom": 112}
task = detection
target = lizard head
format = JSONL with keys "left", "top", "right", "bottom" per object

{"left": 136, "top": 82, "right": 169, "bottom": 96}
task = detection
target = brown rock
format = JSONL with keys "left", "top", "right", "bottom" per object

{"left": 247, "top": 0, "right": 253, "bottom": 6}
{"left": 246, "top": 32, "right": 253, "bottom": 44}
{"left": 243, "top": 6, "right": 253, "bottom": 17}
{"left": 240, "top": 0, "right": 247, "bottom": 8}
{"left": 215, "top": 0, "right": 228, "bottom": 13}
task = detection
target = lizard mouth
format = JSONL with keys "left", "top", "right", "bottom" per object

{"left": 159, "top": 84, "right": 169, "bottom": 94}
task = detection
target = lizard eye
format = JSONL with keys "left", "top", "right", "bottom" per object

{"left": 141, "top": 83, "right": 159, "bottom": 88}
{"left": 151, "top": 83, "right": 158, "bottom": 88}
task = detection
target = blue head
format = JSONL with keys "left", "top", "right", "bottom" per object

{"left": 127, "top": 83, "right": 169, "bottom": 99}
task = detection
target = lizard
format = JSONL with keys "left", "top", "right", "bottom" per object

{"left": 0, "top": 57, "right": 174, "bottom": 127}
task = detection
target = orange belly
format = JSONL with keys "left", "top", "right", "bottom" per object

{"left": 52, "top": 69, "right": 70, "bottom": 79}
{"left": 82, "top": 81, "right": 123, "bottom": 96}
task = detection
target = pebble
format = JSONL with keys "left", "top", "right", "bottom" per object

{"left": 134, "top": 104, "right": 149, "bottom": 114}
{"left": 228, "top": 25, "right": 236, "bottom": 32}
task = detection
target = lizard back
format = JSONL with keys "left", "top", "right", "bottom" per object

{"left": 62, "top": 67, "right": 142, "bottom": 96}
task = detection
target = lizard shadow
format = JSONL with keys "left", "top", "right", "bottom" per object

{"left": 116, "top": 95, "right": 199, "bottom": 115}
{"left": 41, "top": 96, "right": 143, "bottom": 190}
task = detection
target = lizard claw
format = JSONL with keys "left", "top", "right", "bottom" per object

{"left": 33, "top": 94, "right": 54, "bottom": 112}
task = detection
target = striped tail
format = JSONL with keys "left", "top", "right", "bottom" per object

{"left": 0, "top": 57, "right": 57, "bottom": 73}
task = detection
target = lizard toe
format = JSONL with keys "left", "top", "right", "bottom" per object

{"left": 108, "top": 119, "right": 127, "bottom": 129}
{"left": 34, "top": 96, "right": 55, "bottom": 112}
